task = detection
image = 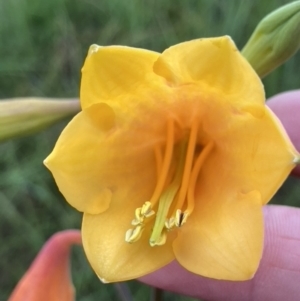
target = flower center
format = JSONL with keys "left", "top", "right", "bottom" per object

{"left": 125, "top": 119, "right": 214, "bottom": 246}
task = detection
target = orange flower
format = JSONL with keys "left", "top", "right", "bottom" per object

{"left": 44, "top": 37, "right": 299, "bottom": 282}
{"left": 8, "top": 230, "right": 81, "bottom": 301}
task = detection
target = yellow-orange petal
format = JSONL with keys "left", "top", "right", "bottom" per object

{"left": 44, "top": 103, "right": 158, "bottom": 215}
{"left": 81, "top": 45, "right": 162, "bottom": 109}
{"left": 153, "top": 36, "right": 264, "bottom": 108}
{"left": 8, "top": 230, "right": 81, "bottom": 301}
{"left": 173, "top": 190, "right": 263, "bottom": 280}
{"left": 204, "top": 106, "right": 298, "bottom": 205}
{"left": 82, "top": 202, "right": 175, "bottom": 282}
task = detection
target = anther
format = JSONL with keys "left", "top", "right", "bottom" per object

{"left": 131, "top": 208, "right": 143, "bottom": 226}
{"left": 131, "top": 219, "right": 141, "bottom": 226}
{"left": 131, "top": 202, "right": 155, "bottom": 226}
{"left": 165, "top": 217, "right": 175, "bottom": 230}
{"left": 135, "top": 208, "right": 142, "bottom": 221}
{"left": 125, "top": 225, "right": 144, "bottom": 243}
{"left": 141, "top": 201, "right": 155, "bottom": 217}
{"left": 175, "top": 209, "right": 188, "bottom": 227}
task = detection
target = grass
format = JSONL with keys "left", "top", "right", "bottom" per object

{"left": 0, "top": 0, "right": 299, "bottom": 300}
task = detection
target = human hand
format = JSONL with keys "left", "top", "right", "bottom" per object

{"left": 140, "top": 90, "right": 300, "bottom": 301}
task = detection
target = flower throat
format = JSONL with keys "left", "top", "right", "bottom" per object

{"left": 125, "top": 119, "right": 213, "bottom": 246}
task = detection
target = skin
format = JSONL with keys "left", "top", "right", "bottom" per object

{"left": 139, "top": 90, "right": 300, "bottom": 301}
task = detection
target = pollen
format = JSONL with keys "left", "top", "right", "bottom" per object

{"left": 125, "top": 118, "right": 214, "bottom": 246}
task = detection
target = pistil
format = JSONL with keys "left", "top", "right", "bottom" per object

{"left": 149, "top": 141, "right": 188, "bottom": 246}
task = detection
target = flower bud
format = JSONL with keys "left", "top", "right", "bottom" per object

{"left": 0, "top": 98, "right": 80, "bottom": 142}
{"left": 242, "top": 1, "right": 300, "bottom": 78}
{"left": 8, "top": 230, "right": 81, "bottom": 301}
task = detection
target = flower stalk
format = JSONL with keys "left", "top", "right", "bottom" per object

{"left": 0, "top": 97, "right": 80, "bottom": 142}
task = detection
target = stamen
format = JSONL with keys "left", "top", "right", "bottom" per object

{"left": 135, "top": 208, "right": 142, "bottom": 221}
{"left": 149, "top": 119, "right": 175, "bottom": 207}
{"left": 126, "top": 118, "right": 214, "bottom": 246}
{"left": 154, "top": 145, "right": 163, "bottom": 179}
{"left": 175, "top": 209, "right": 188, "bottom": 227}
{"left": 149, "top": 141, "right": 188, "bottom": 246}
{"left": 141, "top": 201, "right": 154, "bottom": 217}
{"left": 131, "top": 208, "right": 142, "bottom": 226}
{"left": 125, "top": 225, "right": 144, "bottom": 243}
{"left": 187, "top": 141, "right": 214, "bottom": 213}
{"left": 165, "top": 217, "right": 175, "bottom": 230}
{"left": 175, "top": 119, "right": 199, "bottom": 210}
{"left": 131, "top": 219, "right": 141, "bottom": 226}
{"left": 126, "top": 119, "right": 175, "bottom": 243}
{"left": 131, "top": 202, "right": 155, "bottom": 226}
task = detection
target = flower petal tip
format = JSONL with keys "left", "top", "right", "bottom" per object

{"left": 206, "top": 35, "right": 237, "bottom": 53}
{"left": 88, "top": 44, "right": 102, "bottom": 56}
{"left": 219, "top": 35, "right": 236, "bottom": 47}
{"left": 294, "top": 156, "right": 300, "bottom": 164}
{"left": 43, "top": 157, "right": 50, "bottom": 168}
{"left": 96, "top": 274, "right": 110, "bottom": 284}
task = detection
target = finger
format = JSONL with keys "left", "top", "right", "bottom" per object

{"left": 140, "top": 205, "right": 300, "bottom": 301}
{"left": 267, "top": 90, "right": 300, "bottom": 176}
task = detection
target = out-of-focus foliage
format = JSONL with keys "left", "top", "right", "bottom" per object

{"left": 0, "top": 0, "right": 299, "bottom": 300}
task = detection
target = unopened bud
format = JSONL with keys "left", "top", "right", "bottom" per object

{"left": 8, "top": 230, "right": 81, "bottom": 301}
{"left": 242, "top": 1, "right": 300, "bottom": 78}
{"left": 0, "top": 98, "right": 80, "bottom": 142}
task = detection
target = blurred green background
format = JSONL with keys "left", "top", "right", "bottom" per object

{"left": 0, "top": 0, "right": 299, "bottom": 300}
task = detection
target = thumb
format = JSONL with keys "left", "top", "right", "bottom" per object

{"left": 140, "top": 205, "right": 300, "bottom": 301}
